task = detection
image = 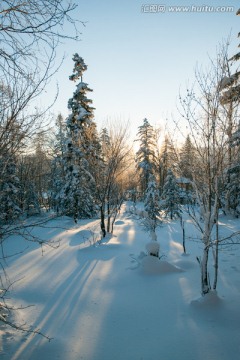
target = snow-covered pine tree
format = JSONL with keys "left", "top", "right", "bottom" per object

{"left": 218, "top": 22, "right": 240, "bottom": 214}
{"left": 24, "top": 182, "right": 40, "bottom": 216}
{"left": 227, "top": 124, "right": 240, "bottom": 216}
{"left": 219, "top": 15, "right": 240, "bottom": 106}
{"left": 100, "top": 128, "right": 111, "bottom": 159}
{"left": 17, "top": 155, "right": 41, "bottom": 216}
{"left": 159, "top": 136, "right": 178, "bottom": 194}
{"left": 55, "top": 114, "right": 67, "bottom": 160}
{"left": 67, "top": 54, "right": 94, "bottom": 132}
{"left": 135, "top": 118, "right": 156, "bottom": 195}
{"left": 144, "top": 174, "right": 161, "bottom": 256}
{"left": 58, "top": 54, "right": 97, "bottom": 221}
{"left": 83, "top": 121, "right": 102, "bottom": 180}
{"left": 0, "top": 157, "right": 21, "bottom": 224}
{"left": 34, "top": 132, "right": 52, "bottom": 209}
{"left": 179, "top": 134, "right": 195, "bottom": 180}
{"left": 161, "top": 169, "right": 181, "bottom": 220}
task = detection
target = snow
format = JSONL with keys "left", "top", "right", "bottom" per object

{"left": 76, "top": 82, "right": 88, "bottom": 92}
{"left": 191, "top": 290, "right": 223, "bottom": 308}
{"left": 218, "top": 76, "right": 235, "bottom": 90}
{"left": 145, "top": 240, "right": 159, "bottom": 256}
{"left": 1, "top": 203, "right": 240, "bottom": 359}
{"left": 141, "top": 256, "right": 182, "bottom": 274}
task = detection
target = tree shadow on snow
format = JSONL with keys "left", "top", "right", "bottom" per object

{"left": 69, "top": 229, "right": 93, "bottom": 247}
{"left": 8, "top": 249, "right": 117, "bottom": 359}
{"left": 114, "top": 220, "right": 125, "bottom": 225}
{"left": 77, "top": 242, "right": 121, "bottom": 263}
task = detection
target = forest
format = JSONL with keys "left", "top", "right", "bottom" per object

{"left": 0, "top": 1, "right": 240, "bottom": 360}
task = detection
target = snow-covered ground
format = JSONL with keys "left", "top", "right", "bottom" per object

{"left": 1, "top": 203, "right": 240, "bottom": 360}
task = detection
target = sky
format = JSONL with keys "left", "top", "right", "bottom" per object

{"left": 45, "top": 0, "right": 240, "bottom": 139}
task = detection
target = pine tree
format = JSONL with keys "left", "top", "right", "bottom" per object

{"left": 218, "top": 18, "right": 240, "bottom": 214}
{"left": 135, "top": 118, "right": 156, "bottom": 195}
{"left": 179, "top": 135, "right": 195, "bottom": 180}
{"left": 55, "top": 114, "right": 67, "bottom": 160}
{"left": 161, "top": 169, "right": 181, "bottom": 220}
{"left": 17, "top": 154, "right": 41, "bottom": 215}
{"left": 226, "top": 124, "right": 240, "bottom": 216}
{"left": 67, "top": 54, "right": 94, "bottom": 133}
{"left": 34, "top": 132, "right": 51, "bottom": 209}
{"left": 159, "top": 136, "right": 178, "bottom": 194}
{"left": 219, "top": 24, "right": 240, "bottom": 105}
{"left": 0, "top": 157, "right": 21, "bottom": 224}
{"left": 84, "top": 121, "right": 102, "bottom": 180}
{"left": 58, "top": 54, "right": 97, "bottom": 221}
{"left": 100, "top": 128, "right": 111, "bottom": 160}
{"left": 144, "top": 174, "right": 161, "bottom": 243}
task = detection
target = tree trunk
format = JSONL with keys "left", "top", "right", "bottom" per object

{"left": 170, "top": 201, "right": 173, "bottom": 220}
{"left": 181, "top": 218, "right": 186, "bottom": 254}
{"left": 107, "top": 201, "right": 111, "bottom": 233}
{"left": 100, "top": 204, "right": 106, "bottom": 238}
{"left": 213, "top": 211, "right": 219, "bottom": 290}
{"left": 201, "top": 243, "right": 210, "bottom": 295}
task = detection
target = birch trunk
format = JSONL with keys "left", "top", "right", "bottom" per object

{"left": 201, "top": 241, "right": 210, "bottom": 295}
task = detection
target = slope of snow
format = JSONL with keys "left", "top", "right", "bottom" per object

{"left": 1, "top": 203, "right": 240, "bottom": 360}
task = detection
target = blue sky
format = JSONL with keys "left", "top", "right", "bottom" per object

{"left": 45, "top": 0, "right": 240, "bottom": 138}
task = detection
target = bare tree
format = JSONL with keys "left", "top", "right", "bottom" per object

{"left": 178, "top": 48, "right": 229, "bottom": 296}
{"left": 0, "top": 0, "right": 81, "bottom": 157}
{"left": 96, "top": 123, "right": 132, "bottom": 237}
{"left": 0, "top": 0, "right": 81, "bottom": 335}
{"left": 0, "top": 1, "right": 80, "bottom": 77}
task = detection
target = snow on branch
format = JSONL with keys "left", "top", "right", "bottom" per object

{"left": 220, "top": 84, "right": 240, "bottom": 104}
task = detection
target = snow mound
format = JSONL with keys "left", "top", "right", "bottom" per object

{"left": 141, "top": 256, "right": 183, "bottom": 274}
{"left": 191, "top": 290, "right": 223, "bottom": 308}
{"left": 173, "top": 259, "right": 197, "bottom": 270}
{"left": 69, "top": 229, "right": 93, "bottom": 246}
